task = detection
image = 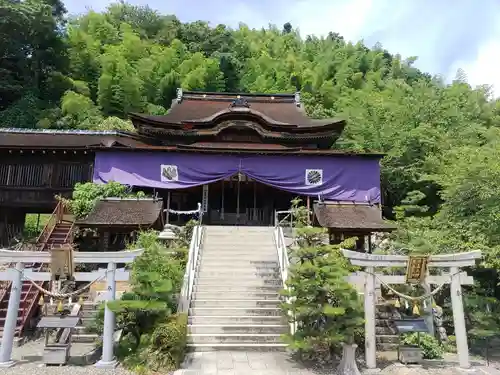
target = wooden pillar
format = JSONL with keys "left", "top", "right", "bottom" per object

{"left": 236, "top": 175, "right": 241, "bottom": 220}
{"left": 99, "top": 231, "right": 110, "bottom": 252}
{"left": 221, "top": 180, "right": 225, "bottom": 220}
{"left": 306, "top": 196, "right": 310, "bottom": 225}
{"left": 253, "top": 181, "right": 257, "bottom": 221}
{"left": 166, "top": 190, "right": 171, "bottom": 224}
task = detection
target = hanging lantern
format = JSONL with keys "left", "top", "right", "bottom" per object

{"left": 38, "top": 295, "right": 45, "bottom": 306}
{"left": 432, "top": 301, "right": 437, "bottom": 308}
{"left": 78, "top": 296, "right": 84, "bottom": 305}
{"left": 405, "top": 300, "right": 409, "bottom": 309}
{"left": 57, "top": 300, "right": 64, "bottom": 313}
{"left": 412, "top": 303, "right": 420, "bottom": 316}
{"left": 394, "top": 299, "right": 401, "bottom": 308}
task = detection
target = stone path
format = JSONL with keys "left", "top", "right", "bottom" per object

{"left": 173, "top": 351, "right": 500, "bottom": 375}
{"left": 4, "top": 340, "right": 500, "bottom": 375}
{"left": 173, "top": 351, "right": 327, "bottom": 375}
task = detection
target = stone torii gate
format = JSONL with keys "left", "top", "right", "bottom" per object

{"left": 342, "top": 249, "right": 482, "bottom": 371}
{"left": 0, "top": 248, "right": 143, "bottom": 368}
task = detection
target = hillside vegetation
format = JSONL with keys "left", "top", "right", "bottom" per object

{"left": 3, "top": 1, "right": 500, "bottom": 293}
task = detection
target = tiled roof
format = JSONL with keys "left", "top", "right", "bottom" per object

{"left": 130, "top": 90, "right": 344, "bottom": 130}
{"left": 313, "top": 203, "right": 396, "bottom": 232}
{"left": 77, "top": 198, "right": 163, "bottom": 228}
{"left": 0, "top": 129, "right": 153, "bottom": 149}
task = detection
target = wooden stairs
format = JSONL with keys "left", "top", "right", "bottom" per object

{"left": 0, "top": 201, "right": 74, "bottom": 339}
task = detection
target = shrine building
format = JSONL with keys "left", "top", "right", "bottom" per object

{"left": 0, "top": 89, "right": 395, "bottom": 248}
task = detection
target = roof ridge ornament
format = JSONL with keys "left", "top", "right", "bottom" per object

{"left": 294, "top": 92, "right": 301, "bottom": 107}
{"left": 229, "top": 97, "right": 250, "bottom": 108}
{"left": 176, "top": 88, "right": 183, "bottom": 103}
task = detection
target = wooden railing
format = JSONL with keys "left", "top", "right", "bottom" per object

{"left": 36, "top": 200, "right": 65, "bottom": 249}
{"left": 0, "top": 200, "right": 73, "bottom": 336}
{"left": 19, "top": 201, "right": 72, "bottom": 332}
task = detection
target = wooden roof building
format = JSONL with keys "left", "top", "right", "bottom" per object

{"left": 129, "top": 89, "right": 346, "bottom": 150}
{"left": 77, "top": 198, "right": 164, "bottom": 230}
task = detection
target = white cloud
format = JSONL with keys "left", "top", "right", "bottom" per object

{"left": 283, "top": 0, "right": 375, "bottom": 41}
{"left": 449, "top": 18, "right": 500, "bottom": 95}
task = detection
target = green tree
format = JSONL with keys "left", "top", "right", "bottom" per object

{"left": 282, "top": 225, "right": 363, "bottom": 362}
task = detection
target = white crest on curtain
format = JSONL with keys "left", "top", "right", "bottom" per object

{"left": 305, "top": 169, "right": 323, "bottom": 186}
{"left": 160, "top": 165, "right": 179, "bottom": 182}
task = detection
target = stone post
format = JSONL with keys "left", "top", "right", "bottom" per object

{"left": 364, "top": 266, "right": 377, "bottom": 370}
{"left": 450, "top": 266, "right": 470, "bottom": 369}
{"left": 95, "top": 262, "right": 117, "bottom": 369}
{"left": 421, "top": 272, "right": 434, "bottom": 336}
{"left": 0, "top": 262, "right": 23, "bottom": 367}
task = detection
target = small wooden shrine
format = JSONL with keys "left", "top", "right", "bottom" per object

{"left": 76, "top": 198, "right": 164, "bottom": 251}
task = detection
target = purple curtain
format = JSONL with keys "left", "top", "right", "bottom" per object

{"left": 93, "top": 151, "right": 381, "bottom": 203}
{"left": 93, "top": 152, "right": 239, "bottom": 189}
{"left": 240, "top": 155, "right": 380, "bottom": 202}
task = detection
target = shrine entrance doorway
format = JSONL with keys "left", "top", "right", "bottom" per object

{"left": 206, "top": 173, "right": 295, "bottom": 226}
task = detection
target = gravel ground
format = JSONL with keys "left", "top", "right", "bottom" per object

{"left": 0, "top": 339, "right": 134, "bottom": 375}
{"left": 3, "top": 340, "right": 500, "bottom": 375}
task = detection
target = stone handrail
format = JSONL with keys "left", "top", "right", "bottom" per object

{"left": 274, "top": 224, "right": 295, "bottom": 335}
{"left": 177, "top": 203, "right": 204, "bottom": 313}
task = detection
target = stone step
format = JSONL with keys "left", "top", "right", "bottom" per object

{"left": 196, "top": 270, "right": 280, "bottom": 278}
{"left": 188, "top": 333, "right": 282, "bottom": 344}
{"left": 188, "top": 324, "right": 288, "bottom": 334}
{"left": 376, "top": 335, "right": 399, "bottom": 344}
{"left": 189, "top": 307, "right": 282, "bottom": 317}
{"left": 200, "top": 251, "right": 278, "bottom": 263}
{"left": 197, "top": 260, "right": 279, "bottom": 269}
{"left": 193, "top": 291, "right": 281, "bottom": 300}
{"left": 190, "top": 300, "right": 281, "bottom": 308}
{"left": 186, "top": 343, "right": 287, "bottom": 352}
{"left": 193, "top": 285, "right": 282, "bottom": 293}
{"left": 204, "top": 237, "right": 275, "bottom": 242}
{"left": 195, "top": 278, "right": 282, "bottom": 287}
{"left": 205, "top": 228, "right": 273, "bottom": 234}
{"left": 376, "top": 342, "right": 399, "bottom": 351}
{"left": 201, "top": 251, "right": 277, "bottom": 257}
{"left": 376, "top": 326, "right": 398, "bottom": 335}
{"left": 71, "top": 333, "right": 99, "bottom": 343}
{"left": 189, "top": 316, "right": 286, "bottom": 325}
{"left": 204, "top": 242, "right": 274, "bottom": 246}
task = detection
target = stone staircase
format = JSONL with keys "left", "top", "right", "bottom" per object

{"left": 375, "top": 304, "right": 400, "bottom": 351}
{"left": 72, "top": 295, "right": 100, "bottom": 343}
{"left": 188, "top": 226, "right": 288, "bottom": 351}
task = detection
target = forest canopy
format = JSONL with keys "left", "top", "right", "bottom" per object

{"left": 3, "top": 0, "right": 500, "bottom": 287}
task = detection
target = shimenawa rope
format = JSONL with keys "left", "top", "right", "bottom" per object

{"left": 17, "top": 269, "right": 105, "bottom": 299}
{"left": 364, "top": 270, "right": 462, "bottom": 302}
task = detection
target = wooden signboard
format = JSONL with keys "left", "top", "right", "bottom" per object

{"left": 50, "top": 245, "right": 74, "bottom": 280}
{"left": 405, "top": 256, "right": 428, "bottom": 284}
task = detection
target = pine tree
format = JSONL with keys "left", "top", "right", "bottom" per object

{"left": 282, "top": 225, "right": 364, "bottom": 362}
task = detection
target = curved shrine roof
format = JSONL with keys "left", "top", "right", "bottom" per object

{"left": 131, "top": 91, "right": 344, "bottom": 130}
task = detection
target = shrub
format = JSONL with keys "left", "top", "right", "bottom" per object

{"left": 92, "top": 231, "right": 185, "bottom": 349}
{"left": 401, "top": 332, "right": 444, "bottom": 359}
{"left": 282, "top": 226, "right": 364, "bottom": 363}
{"left": 145, "top": 313, "right": 188, "bottom": 371}
{"left": 65, "top": 181, "right": 146, "bottom": 219}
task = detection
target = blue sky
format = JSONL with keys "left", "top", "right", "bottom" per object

{"left": 64, "top": 0, "right": 500, "bottom": 94}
